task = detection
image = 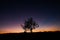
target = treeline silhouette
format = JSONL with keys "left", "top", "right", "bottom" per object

{"left": 0, "top": 31, "right": 60, "bottom": 35}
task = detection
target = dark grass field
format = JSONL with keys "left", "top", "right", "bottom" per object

{"left": 0, "top": 31, "right": 60, "bottom": 40}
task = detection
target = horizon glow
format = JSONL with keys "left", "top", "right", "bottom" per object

{"left": 0, "top": 24, "right": 60, "bottom": 34}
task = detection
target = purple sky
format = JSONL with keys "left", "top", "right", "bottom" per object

{"left": 0, "top": 0, "right": 60, "bottom": 33}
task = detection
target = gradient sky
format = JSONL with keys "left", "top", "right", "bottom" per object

{"left": 0, "top": 0, "right": 60, "bottom": 33}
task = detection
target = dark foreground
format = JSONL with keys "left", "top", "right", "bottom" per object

{"left": 0, "top": 32, "right": 60, "bottom": 40}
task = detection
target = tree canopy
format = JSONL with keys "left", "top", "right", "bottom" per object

{"left": 21, "top": 17, "right": 39, "bottom": 33}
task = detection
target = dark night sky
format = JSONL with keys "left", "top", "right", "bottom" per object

{"left": 0, "top": 0, "right": 60, "bottom": 33}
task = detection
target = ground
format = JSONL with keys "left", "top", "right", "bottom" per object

{"left": 0, "top": 31, "right": 60, "bottom": 40}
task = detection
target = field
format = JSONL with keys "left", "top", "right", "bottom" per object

{"left": 0, "top": 31, "right": 60, "bottom": 40}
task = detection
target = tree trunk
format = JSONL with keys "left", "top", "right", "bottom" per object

{"left": 30, "top": 28, "right": 32, "bottom": 33}
{"left": 24, "top": 29, "right": 26, "bottom": 33}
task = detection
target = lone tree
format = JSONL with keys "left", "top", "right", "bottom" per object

{"left": 21, "top": 17, "right": 39, "bottom": 33}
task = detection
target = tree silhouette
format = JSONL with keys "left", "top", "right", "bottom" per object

{"left": 21, "top": 17, "right": 39, "bottom": 33}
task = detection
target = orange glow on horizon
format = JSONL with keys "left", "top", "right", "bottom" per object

{"left": 0, "top": 25, "right": 60, "bottom": 34}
